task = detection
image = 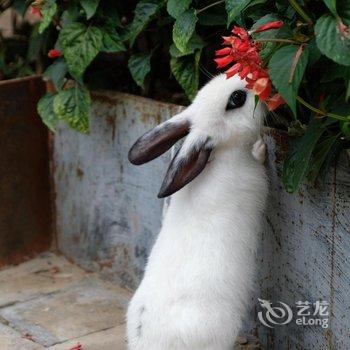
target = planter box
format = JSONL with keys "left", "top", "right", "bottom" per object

{"left": 0, "top": 76, "right": 52, "bottom": 266}
{"left": 54, "top": 92, "right": 182, "bottom": 288}
{"left": 53, "top": 90, "right": 350, "bottom": 349}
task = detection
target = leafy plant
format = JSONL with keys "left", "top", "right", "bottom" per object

{"left": 1, "top": 0, "right": 350, "bottom": 193}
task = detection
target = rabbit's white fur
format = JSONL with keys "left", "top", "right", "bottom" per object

{"left": 127, "top": 74, "right": 268, "bottom": 350}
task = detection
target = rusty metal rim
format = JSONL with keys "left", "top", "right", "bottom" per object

{"left": 0, "top": 75, "right": 43, "bottom": 86}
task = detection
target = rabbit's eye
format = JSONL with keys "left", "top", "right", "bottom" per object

{"left": 226, "top": 90, "right": 247, "bottom": 111}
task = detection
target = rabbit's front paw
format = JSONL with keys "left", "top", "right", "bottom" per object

{"left": 252, "top": 137, "right": 266, "bottom": 164}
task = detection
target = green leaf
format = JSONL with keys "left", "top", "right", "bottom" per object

{"left": 198, "top": 9, "right": 227, "bottom": 26}
{"left": 59, "top": 23, "right": 103, "bottom": 77}
{"left": 37, "top": 93, "right": 58, "bottom": 132}
{"left": 341, "top": 121, "right": 350, "bottom": 137}
{"left": 101, "top": 27, "right": 126, "bottom": 52}
{"left": 318, "top": 136, "right": 343, "bottom": 183}
{"left": 282, "top": 119, "right": 328, "bottom": 193}
{"left": 99, "top": 4, "right": 122, "bottom": 28}
{"left": 170, "top": 50, "right": 200, "bottom": 100}
{"left": 323, "top": 0, "right": 338, "bottom": 17}
{"left": 167, "top": 0, "right": 192, "bottom": 18}
{"left": 268, "top": 45, "right": 309, "bottom": 117}
{"left": 128, "top": 53, "right": 151, "bottom": 89}
{"left": 38, "top": 0, "right": 57, "bottom": 34}
{"left": 173, "top": 9, "right": 198, "bottom": 53}
{"left": 226, "top": 0, "right": 267, "bottom": 24}
{"left": 308, "top": 134, "right": 340, "bottom": 183}
{"left": 346, "top": 79, "right": 350, "bottom": 101}
{"left": 275, "top": 0, "right": 297, "bottom": 20}
{"left": 257, "top": 42, "right": 277, "bottom": 61}
{"left": 27, "top": 24, "right": 47, "bottom": 62}
{"left": 43, "top": 59, "right": 68, "bottom": 90}
{"left": 60, "top": 2, "right": 80, "bottom": 26}
{"left": 307, "top": 38, "right": 322, "bottom": 66}
{"left": 226, "top": 0, "right": 247, "bottom": 24}
{"left": 80, "top": 0, "right": 101, "bottom": 19}
{"left": 338, "top": 0, "right": 350, "bottom": 25}
{"left": 53, "top": 86, "right": 91, "bottom": 133}
{"left": 169, "top": 33, "right": 205, "bottom": 57}
{"left": 315, "top": 14, "right": 350, "bottom": 66}
{"left": 127, "top": 1, "right": 161, "bottom": 46}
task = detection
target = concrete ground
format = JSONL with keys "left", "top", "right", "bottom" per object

{"left": 0, "top": 253, "right": 262, "bottom": 350}
{"left": 0, "top": 253, "right": 130, "bottom": 350}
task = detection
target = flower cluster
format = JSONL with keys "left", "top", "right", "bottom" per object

{"left": 215, "top": 22, "right": 285, "bottom": 111}
{"left": 48, "top": 49, "right": 62, "bottom": 58}
{"left": 30, "top": 0, "right": 43, "bottom": 17}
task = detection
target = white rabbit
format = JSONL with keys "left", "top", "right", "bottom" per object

{"left": 127, "top": 74, "right": 268, "bottom": 350}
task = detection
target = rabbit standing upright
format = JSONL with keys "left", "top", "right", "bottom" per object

{"left": 127, "top": 74, "right": 268, "bottom": 350}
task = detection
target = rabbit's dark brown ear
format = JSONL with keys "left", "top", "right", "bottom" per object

{"left": 158, "top": 138, "right": 213, "bottom": 198}
{"left": 128, "top": 118, "right": 190, "bottom": 165}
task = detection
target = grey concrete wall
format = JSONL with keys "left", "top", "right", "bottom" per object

{"left": 251, "top": 135, "right": 350, "bottom": 349}
{"left": 54, "top": 91, "right": 350, "bottom": 349}
{"left": 54, "top": 92, "right": 182, "bottom": 289}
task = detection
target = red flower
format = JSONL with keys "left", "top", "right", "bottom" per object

{"left": 252, "top": 78, "right": 271, "bottom": 101}
{"left": 214, "top": 24, "right": 286, "bottom": 107}
{"left": 69, "top": 343, "right": 82, "bottom": 350}
{"left": 338, "top": 19, "right": 349, "bottom": 37}
{"left": 253, "top": 20, "right": 284, "bottom": 33}
{"left": 267, "top": 93, "right": 285, "bottom": 111}
{"left": 215, "top": 47, "right": 231, "bottom": 56}
{"left": 215, "top": 27, "right": 262, "bottom": 81}
{"left": 31, "top": 6, "right": 42, "bottom": 17}
{"left": 214, "top": 55, "right": 234, "bottom": 68}
{"left": 239, "top": 65, "right": 251, "bottom": 79}
{"left": 232, "top": 26, "right": 250, "bottom": 41}
{"left": 48, "top": 49, "right": 62, "bottom": 58}
{"left": 225, "top": 63, "right": 242, "bottom": 78}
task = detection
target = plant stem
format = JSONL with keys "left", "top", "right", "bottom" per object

{"left": 297, "top": 96, "right": 350, "bottom": 121}
{"left": 254, "top": 38, "right": 300, "bottom": 44}
{"left": 197, "top": 0, "right": 225, "bottom": 14}
{"left": 288, "top": 0, "right": 313, "bottom": 25}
